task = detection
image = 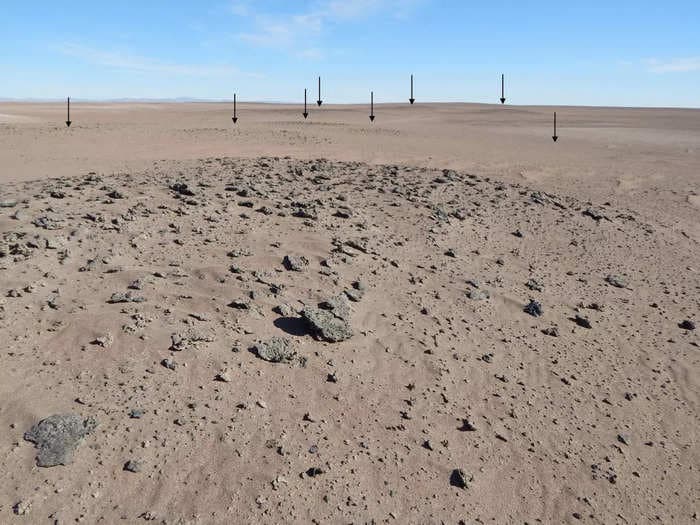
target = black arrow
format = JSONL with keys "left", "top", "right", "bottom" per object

{"left": 500, "top": 74, "right": 506, "bottom": 104}
{"left": 232, "top": 93, "right": 238, "bottom": 124}
{"left": 317, "top": 76, "right": 322, "bottom": 106}
{"left": 65, "top": 97, "right": 71, "bottom": 127}
{"left": 303, "top": 88, "right": 308, "bottom": 119}
{"left": 552, "top": 111, "right": 558, "bottom": 142}
{"left": 369, "top": 91, "right": 375, "bottom": 122}
{"left": 409, "top": 74, "right": 415, "bottom": 105}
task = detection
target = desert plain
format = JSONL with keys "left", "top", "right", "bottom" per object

{"left": 0, "top": 102, "right": 698, "bottom": 524}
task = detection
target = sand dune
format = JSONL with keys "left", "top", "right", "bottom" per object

{"left": 0, "top": 103, "right": 698, "bottom": 524}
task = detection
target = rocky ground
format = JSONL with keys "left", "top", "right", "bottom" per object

{"left": 0, "top": 157, "right": 697, "bottom": 524}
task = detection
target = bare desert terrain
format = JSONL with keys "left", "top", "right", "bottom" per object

{"left": 0, "top": 102, "right": 698, "bottom": 524}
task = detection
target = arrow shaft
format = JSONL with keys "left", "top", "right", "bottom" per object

{"left": 411, "top": 74, "right": 413, "bottom": 98}
{"left": 318, "top": 77, "right": 321, "bottom": 100}
{"left": 554, "top": 112, "right": 557, "bottom": 134}
{"left": 234, "top": 94, "right": 236, "bottom": 117}
{"left": 502, "top": 74, "right": 504, "bottom": 98}
{"left": 371, "top": 92, "right": 374, "bottom": 114}
{"left": 67, "top": 97, "right": 70, "bottom": 120}
{"left": 305, "top": 88, "right": 307, "bottom": 111}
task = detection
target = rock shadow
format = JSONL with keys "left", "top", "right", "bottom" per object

{"left": 273, "top": 316, "right": 311, "bottom": 337}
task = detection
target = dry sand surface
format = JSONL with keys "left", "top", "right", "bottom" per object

{"left": 0, "top": 102, "right": 698, "bottom": 524}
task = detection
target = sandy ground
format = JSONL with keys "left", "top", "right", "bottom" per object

{"left": 0, "top": 103, "right": 698, "bottom": 524}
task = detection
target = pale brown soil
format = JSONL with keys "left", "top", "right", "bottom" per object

{"left": 0, "top": 103, "right": 698, "bottom": 524}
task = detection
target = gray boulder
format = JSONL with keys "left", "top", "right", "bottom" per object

{"left": 253, "top": 337, "right": 296, "bottom": 363}
{"left": 24, "top": 414, "right": 97, "bottom": 467}
{"left": 302, "top": 306, "right": 353, "bottom": 342}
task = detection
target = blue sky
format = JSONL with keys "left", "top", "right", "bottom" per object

{"left": 2, "top": 0, "right": 699, "bottom": 107}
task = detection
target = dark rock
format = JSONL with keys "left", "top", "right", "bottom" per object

{"left": 228, "top": 299, "right": 250, "bottom": 310}
{"left": 573, "top": 315, "right": 592, "bottom": 329}
{"left": 450, "top": 468, "right": 472, "bottom": 489}
{"left": 458, "top": 419, "right": 477, "bottom": 432}
{"left": 524, "top": 300, "right": 543, "bottom": 317}
{"left": 161, "top": 358, "right": 177, "bottom": 370}
{"left": 107, "top": 291, "right": 145, "bottom": 304}
{"left": 344, "top": 286, "right": 364, "bottom": 302}
{"left": 542, "top": 327, "right": 560, "bottom": 337}
{"left": 583, "top": 208, "right": 609, "bottom": 222}
{"left": 345, "top": 238, "right": 369, "bottom": 253}
{"left": 679, "top": 319, "right": 696, "bottom": 331}
{"left": 273, "top": 303, "right": 296, "bottom": 317}
{"left": 24, "top": 414, "right": 97, "bottom": 467}
{"left": 124, "top": 460, "right": 142, "bottom": 473}
{"left": 107, "top": 190, "right": 125, "bottom": 199}
{"left": 170, "top": 183, "right": 195, "bottom": 196}
{"left": 283, "top": 255, "right": 309, "bottom": 272}
{"left": 526, "top": 279, "right": 543, "bottom": 292}
{"left": 605, "top": 274, "right": 628, "bottom": 288}
{"left": 617, "top": 433, "right": 631, "bottom": 446}
{"left": 129, "top": 408, "right": 145, "bottom": 419}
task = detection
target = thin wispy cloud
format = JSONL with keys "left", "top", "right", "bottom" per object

{"left": 57, "top": 43, "right": 241, "bottom": 77}
{"left": 233, "top": 0, "right": 424, "bottom": 56}
{"left": 646, "top": 57, "right": 700, "bottom": 73}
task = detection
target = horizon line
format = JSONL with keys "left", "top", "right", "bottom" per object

{"left": 1, "top": 98, "right": 699, "bottom": 110}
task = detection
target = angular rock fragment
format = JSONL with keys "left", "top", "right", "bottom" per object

{"left": 605, "top": 274, "right": 628, "bottom": 289}
{"left": 170, "top": 183, "right": 195, "bottom": 196}
{"left": 450, "top": 468, "right": 472, "bottom": 489}
{"left": 228, "top": 299, "right": 250, "bottom": 310}
{"left": 170, "top": 330, "right": 214, "bottom": 351}
{"left": 679, "top": 319, "right": 696, "bottom": 331}
{"left": 344, "top": 282, "right": 365, "bottom": 302}
{"left": 573, "top": 315, "right": 592, "bottom": 329}
{"left": 24, "top": 414, "right": 97, "bottom": 467}
{"left": 283, "top": 255, "right": 309, "bottom": 272}
{"left": 107, "top": 190, "right": 125, "bottom": 199}
{"left": 542, "top": 327, "right": 559, "bottom": 337}
{"left": 319, "top": 294, "right": 351, "bottom": 320}
{"left": 91, "top": 333, "right": 114, "bottom": 348}
{"left": 526, "top": 279, "right": 543, "bottom": 292}
{"left": 124, "top": 459, "right": 142, "bottom": 473}
{"left": 252, "top": 337, "right": 296, "bottom": 363}
{"left": 129, "top": 408, "right": 145, "bottom": 419}
{"left": 617, "top": 433, "right": 631, "bottom": 446}
{"left": 524, "top": 300, "right": 543, "bottom": 317}
{"left": 467, "top": 289, "right": 490, "bottom": 301}
{"left": 215, "top": 370, "right": 233, "bottom": 382}
{"left": 274, "top": 303, "right": 296, "bottom": 317}
{"left": 302, "top": 306, "right": 353, "bottom": 342}
{"left": 107, "top": 291, "right": 145, "bottom": 304}
{"left": 13, "top": 500, "right": 31, "bottom": 516}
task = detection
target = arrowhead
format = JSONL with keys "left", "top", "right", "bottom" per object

{"left": 65, "top": 121, "right": 71, "bottom": 127}
{"left": 232, "top": 117, "right": 238, "bottom": 124}
{"left": 500, "top": 98, "right": 506, "bottom": 104}
{"left": 369, "top": 115, "right": 375, "bottom": 122}
{"left": 552, "top": 136, "right": 558, "bottom": 142}
{"left": 317, "top": 100, "right": 322, "bottom": 106}
{"left": 409, "top": 98, "right": 415, "bottom": 105}
{"left": 303, "top": 112, "right": 309, "bottom": 119}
